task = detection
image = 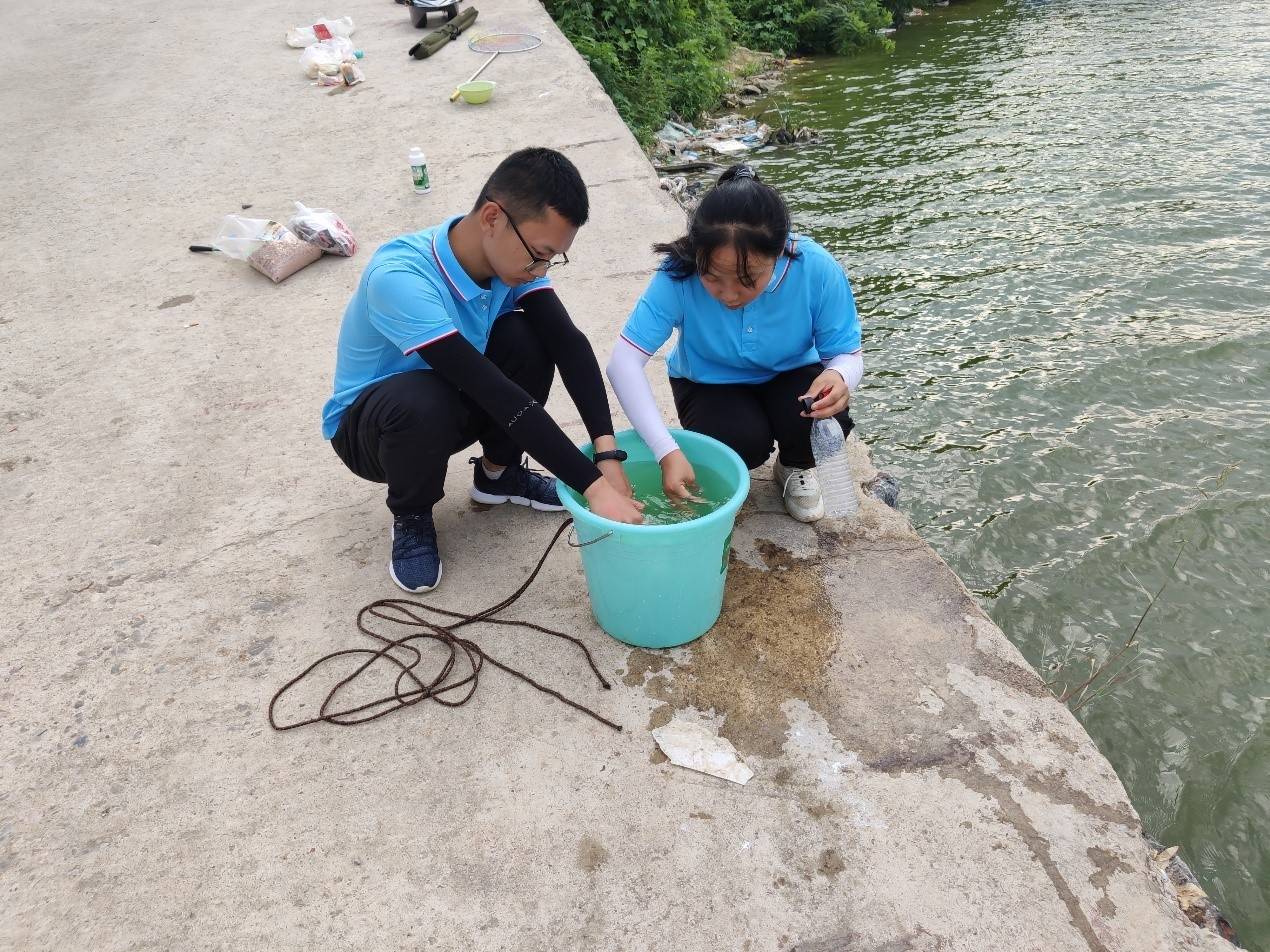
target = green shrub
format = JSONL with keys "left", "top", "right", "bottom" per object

{"left": 739, "top": 0, "right": 896, "bottom": 57}
{"left": 545, "top": 0, "right": 736, "bottom": 142}
{"left": 546, "top": 0, "right": 909, "bottom": 142}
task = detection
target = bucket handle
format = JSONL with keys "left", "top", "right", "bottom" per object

{"left": 567, "top": 527, "right": 614, "bottom": 548}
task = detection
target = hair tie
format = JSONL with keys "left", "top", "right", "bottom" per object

{"left": 733, "top": 165, "right": 756, "bottom": 180}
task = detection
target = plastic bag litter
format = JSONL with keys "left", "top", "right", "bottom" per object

{"left": 211, "top": 216, "right": 278, "bottom": 260}
{"left": 299, "top": 36, "right": 356, "bottom": 78}
{"left": 286, "top": 16, "right": 355, "bottom": 48}
{"left": 289, "top": 202, "right": 357, "bottom": 257}
{"left": 338, "top": 60, "right": 364, "bottom": 86}
{"left": 211, "top": 216, "right": 321, "bottom": 283}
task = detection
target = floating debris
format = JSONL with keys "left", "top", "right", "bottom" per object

{"left": 1148, "top": 838, "right": 1239, "bottom": 944}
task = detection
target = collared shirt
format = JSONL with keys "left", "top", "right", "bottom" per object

{"left": 619, "top": 234, "right": 861, "bottom": 385}
{"left": 321, "top": 215, "right": 550, "bottom": 438}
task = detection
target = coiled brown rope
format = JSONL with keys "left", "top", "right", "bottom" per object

{"left": 268, "top": 519, "right": 622, "bottom": 733}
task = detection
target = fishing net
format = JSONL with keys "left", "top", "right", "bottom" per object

{"left": 468, "top": 31, "right": 542, "bottom": 53}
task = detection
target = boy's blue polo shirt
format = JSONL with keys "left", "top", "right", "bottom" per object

{"left": 619, "top": 235, "right": 861, "bottom": 385}
{"left": 321, "top": 215, "right": 550, "bottom": 439}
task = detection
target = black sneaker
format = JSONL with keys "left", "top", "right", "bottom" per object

{"left": 469, "top": 456, "right": 564, "bottom": 511}
{"left": 389, "top": 512, "right": 443, "bottom": 593}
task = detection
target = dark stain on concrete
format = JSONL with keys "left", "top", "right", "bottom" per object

{"left": 622, "top": 650, "right": 671, "bottom": 688}
{"left": 1048, "top": 730, "right": 1082, "bottom": 754}
{"left": 646, "top": 702, "right": 674, "bottom": 732}
{"left": 1087, "top": 846, "right": 1134, "bottom": 920}
{"left": 942, "top": 763, "right": 1113, "bottom": 952}
{"left": 577, "top": 836, "right": 609, "bottom": 873}
{"left": 158, "top": 294, "right": 195, "bottom": 310}
{"left": 868, "top": 723, "right": 1136, "bottom": 830}
{"left": 0, "top": 456, "right": 33, "bottom": 473}
{"left": 1022, "top": 770, "right": 1136, "bottom": 829}
{"left": 866, "top": 732, "right": 989, "bottom": 774}
{"left": 966, "top": 645, "right": 1050, "bottom": 699}
{"left": 246, "top": 637, "right": 274, "bottom": 657}
{"left": 804, "top": 801, "right": 836, "bottom": 820}
{"left": 771, "top": 765, "right": 796, "bottom": 788}
{"left": 625, "top": 541, "right": 839, "bottom": 759}
{"left": 817, "top": 848, "right": 845, "bottom": 878}
{"left": 647, "top": 702, "right": 673, "bottom": 763}
{"left": 793, "top": 926, "right": 946, "bottom": 951}
{"left": 1087, "top": 846, "right": 1134, "bottom": 890}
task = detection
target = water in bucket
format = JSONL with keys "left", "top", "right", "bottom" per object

{"left": 614, "top": 461, "right": 732, "bottom": 525}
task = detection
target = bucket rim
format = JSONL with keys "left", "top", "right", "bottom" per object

{"left": 557, "top": 428, "right": 750, "bottom": 536}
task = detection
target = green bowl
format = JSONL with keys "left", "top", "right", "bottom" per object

{"left": 457, "top": 80, "right": 496, "bottom": 104}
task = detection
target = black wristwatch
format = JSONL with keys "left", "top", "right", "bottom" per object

{"left": 592, "top": 449, "right": 629, "bottom": 464}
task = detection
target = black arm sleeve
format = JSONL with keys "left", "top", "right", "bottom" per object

{"left": 515, "top": 289, "right": 615, "bottom": 443}
{"left": 419, "top": 333, "right": 602, "bottom": 495}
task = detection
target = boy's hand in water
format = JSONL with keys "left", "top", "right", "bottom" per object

{"left": 597, "top": 459, "right": 635, "bottom": 498}
{"left": 800, "top": 370, "right": 850, "bottom": 419}
{"left": 592, "top": 434, "right": 634, "bottom": 498}
{"left": 584, "top": 476, "right": 644, "bottom": 524}
{"left": 660, "top": 449, "right": 702, "bottom": 502}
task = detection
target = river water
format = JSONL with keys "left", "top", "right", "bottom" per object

{"left": 753, "top": 0, "right": 1269, "bottom": 942}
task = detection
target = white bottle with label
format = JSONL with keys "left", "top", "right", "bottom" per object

{"left": 408, "top": 147, "right": 431, "bottom": 194}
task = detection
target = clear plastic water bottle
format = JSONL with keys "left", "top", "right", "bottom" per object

{"left": 803, "top": 397, "right": 859, "bottom": 518}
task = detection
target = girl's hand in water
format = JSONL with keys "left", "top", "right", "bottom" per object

{"left": 597, "top": 458, "right": 635, "bottom": 498}
{"left": 800, "top": 370, "right": 851, "bottom": 419}
{"left": 660, "top": 449, "right": 703, "bottom": 502}
{"left": 584, "top": 476, "right": 644, "bottom": 524}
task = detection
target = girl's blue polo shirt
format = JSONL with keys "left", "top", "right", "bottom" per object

{"left": 619, "top": 235, "right": 861, "bottom": 385}
{"left": 321, "top": 215, "right": 550, "bottom": 439}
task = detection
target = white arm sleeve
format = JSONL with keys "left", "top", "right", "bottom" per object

{"left": 606, "top": 338, "right": 681, "bottom": 462}
{"left": 823, "top": 349, "right": 864, "bottom": 394}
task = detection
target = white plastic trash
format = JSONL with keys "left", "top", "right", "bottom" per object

{"left": 286, "top": 16, "right": 356, "bottom": 48}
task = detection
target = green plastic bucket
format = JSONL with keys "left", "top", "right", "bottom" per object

{"left": 557, "top": 428, "right": 749, "bottom": 649}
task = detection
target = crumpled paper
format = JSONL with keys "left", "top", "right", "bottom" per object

{"left": 652, "top": 720, "right": 753, "bottom": 785}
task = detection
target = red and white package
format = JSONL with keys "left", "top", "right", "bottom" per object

{"left": 288, "top": 202, "right": 358, "bottom": 257}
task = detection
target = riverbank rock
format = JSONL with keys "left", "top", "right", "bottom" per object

{"left": 865, "top": 472, "right": 902, "bottom": 509}
{"left": 1148, "top": 840, "right": 1239, "bottom": 944}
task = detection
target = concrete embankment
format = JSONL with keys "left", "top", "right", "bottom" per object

{"left": 0, "top": 0, "right": 1233, "bottom": 948}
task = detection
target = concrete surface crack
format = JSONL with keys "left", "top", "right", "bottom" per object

{"left": 942, "top": 763, "right": 1112, "bottom": 952}
{"left": 190, "top": 495, "right": 377, "bottom": 569}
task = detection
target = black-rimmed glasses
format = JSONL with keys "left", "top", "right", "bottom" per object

{"left": 494, "top": 202, "right": 569, "bottom": 274}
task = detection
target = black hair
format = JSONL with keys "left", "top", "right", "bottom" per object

{"left": 473, "top": 147, "right": 590, "bottom": 227}
{"left": 653, "top": 164, "right": 795, "bottom": 286}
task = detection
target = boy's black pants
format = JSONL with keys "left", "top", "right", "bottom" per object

{"left": 331, "top": 312, "right": 553, "bottom": 517}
